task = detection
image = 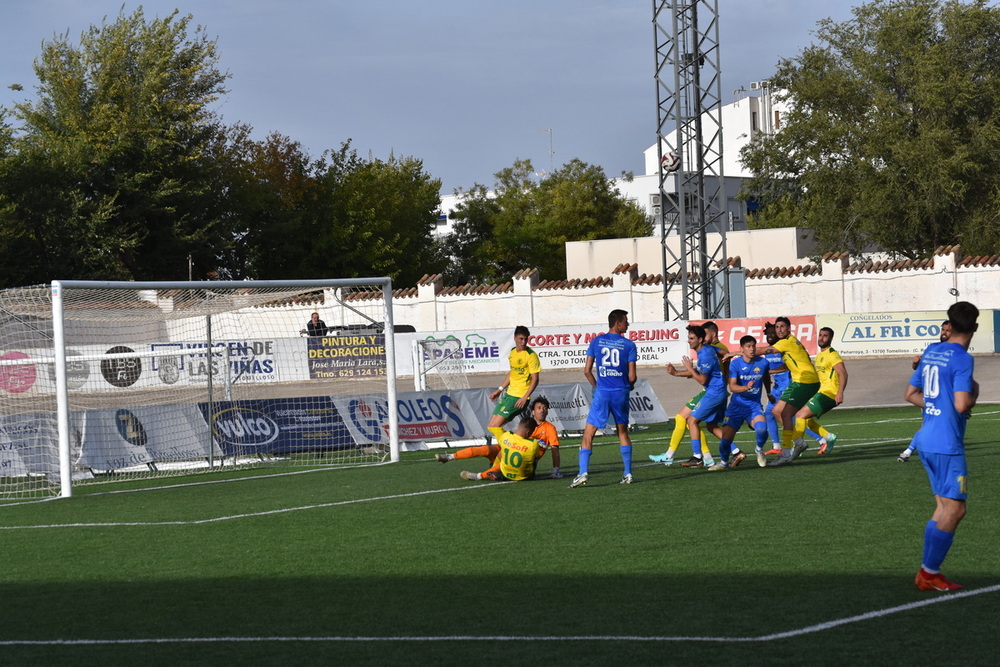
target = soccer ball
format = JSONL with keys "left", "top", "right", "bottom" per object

{"left": 661, "top": 152, "right": 681, "bottom": 172}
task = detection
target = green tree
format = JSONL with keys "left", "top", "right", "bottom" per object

{"left": 445, "top": 183, "right": 504, "bottom": 285}
{"left": 445, "top": 158, "right": 650, "bottom": 283}
{"left": 212, "top": 126, "right": 326, "bottom": 280}
{"left": 240, "top": 140, "right": 446, "bottom": 286}
{"left": 740, "top": 0, "right": 1000, "bottom": 258}
{"left": 0, "top": 7, "right": 230, "bottom": 284}
{"left": 327, "top": 153, "right": 446, "bottom": 286}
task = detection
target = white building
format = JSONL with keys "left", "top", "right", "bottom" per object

{"left": 436, "top": 85, "right": 786, "bottom": 239}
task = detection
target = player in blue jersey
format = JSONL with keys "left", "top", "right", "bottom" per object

{"left": 709, "top": 335, "right": 770, "bottom": 470}
{"left": 660, "top": 324, "right": 728, "bottom": 471}
{"left": 570, "top": 309, "right": 638, "bottom": 487}
{"left": 904, "top": 301, "right": 979, "bottom": 592}
{"left": 647, "top": 322, "right": 727, "bottom": 467}
{"left": 899, "top": 320, "right": 951, "bottom": 462}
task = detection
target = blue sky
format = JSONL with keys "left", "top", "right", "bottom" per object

{"left": 0, "top": 1, "right": 857, "bottom": 192}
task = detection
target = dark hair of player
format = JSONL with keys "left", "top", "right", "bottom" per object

{"left": 609, "top": 309, "right": 628, "bottom": 329}
{"left": 530, "top": 396, "right": 550, "bottom": 410}
{"left": 947, "top": 302, "right": 979, "bottom": 334}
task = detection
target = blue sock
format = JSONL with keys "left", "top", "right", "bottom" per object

{"left": 766, "top": 407, "right": 779, "bottom": 445}
{"left": 805, "top": 428, "right": 822, "bottom": 443}
{"left": 923, "top": 520, "right": 938, "bottom": 567}
{"left": 754, "top": 421, "right": 769, "bottom": 449}
{"left": 620, "top": 445, "right": 632, "bottom": 475}
{"left": 923, "top": 523, "right": 954, "bottom": 571}
{"left": 692, "top": 438, "right": 701, "bottom": 459}
{"left": 718, "top": 439, "right": 733, "bottom": 463}
{"left": 578, "top": 448, "right": 592, "bottom": 475}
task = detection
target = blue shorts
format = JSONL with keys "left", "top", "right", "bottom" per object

{"left": 721, "top": 400, "right": 765, "bottom": 431}
{"left": 920, "top": 451, "right": 968, "bottom": 500}
{"left": 586, "top": 388, "right": 630, "bottom": 428}
{"left": 691, "top": 389, "right": 727, "bottom": 425}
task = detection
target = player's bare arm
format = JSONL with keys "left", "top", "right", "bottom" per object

{"left": 515, "top": 372, "right": 539, "bottom": 409}
{"left": 955, "top": 390, "right": 976, "bottom": 414}
{"left": 683, "top": 356, "right": 709, "bottom": 386}
{"left": 489, "top": 373, "right": 511, "bottom": 402}
{"left": 833, "top": 362, "right": 848, "bottom": 405}
{"left": 904, "top": 383, "right": 924, "bottom": 408}
{"left": 583, "top": 355, "right": 597, "bottom": 388}
{"left": 665, "top": 362, "right": 693, "bottom": 378}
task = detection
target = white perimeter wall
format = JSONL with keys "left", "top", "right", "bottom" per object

{"left": 226, "top": 235, "right": 997, "bottom": 335}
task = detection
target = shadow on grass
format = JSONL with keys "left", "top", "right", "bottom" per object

{"left": 1, "top": 574, "right": 997, "bottom": 666}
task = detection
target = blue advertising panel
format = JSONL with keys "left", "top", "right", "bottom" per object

{"left": 203, "top": 397, "right": 356, "bottom": 456}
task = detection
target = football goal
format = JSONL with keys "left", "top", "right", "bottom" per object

{"left": 0, "top": 279, "right": 400, "bottom": 500}
{"left": 412, "top": 336, "right": 469, "bottom": 391}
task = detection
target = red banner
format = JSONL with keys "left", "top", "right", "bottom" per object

{"left": 691, "top": 316, "right": 819, "bottom": 355}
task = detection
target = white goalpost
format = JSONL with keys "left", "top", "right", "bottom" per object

{"left": 0, "top": 279, "right": 400, "bottom": 500}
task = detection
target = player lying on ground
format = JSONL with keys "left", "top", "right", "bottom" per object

{"left": 437, "top": 416, "right": 548, "bottom": 481}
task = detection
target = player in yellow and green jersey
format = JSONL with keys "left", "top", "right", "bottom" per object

{"left": 793, "top": 327, "right": 848, "bottom": 456}
{"left": 436, "top": 416, "right": 548, "bottom": 481}
{"left": 754, "top": 317, "right": 820, "bottom": 467}
{"left": 488, "top": 325, "right": 541, "bottom": 429}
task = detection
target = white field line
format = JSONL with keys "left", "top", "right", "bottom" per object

{"left": 0, "top": 583, "right": 997, "bottom": 646}
{"left": 2, "top": 408, "right": 998, "bottom": 646}
{"left": 0, "top": 482, "right": 498, "bottom": 530}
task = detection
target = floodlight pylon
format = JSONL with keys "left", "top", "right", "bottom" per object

{"left": 653, "top": 0, "right": 730, "bottom": 320}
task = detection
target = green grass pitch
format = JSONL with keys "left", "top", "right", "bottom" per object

{"left": 0, "top": 405, "right": 997, "bottom": 666}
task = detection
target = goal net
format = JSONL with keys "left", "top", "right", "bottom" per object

{"left": 413, "top": 336, "right": 469, "bottom": 391}
{"left": 0, "top": 279, "right": 399, "bottom": 500}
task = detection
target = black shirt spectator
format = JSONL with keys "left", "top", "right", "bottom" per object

{"left": 301, "top": 312, "right": 329, "bottom": 337}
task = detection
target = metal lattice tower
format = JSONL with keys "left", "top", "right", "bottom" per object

{"left": 653, "top": 0, "right": 730, "bottom": 320}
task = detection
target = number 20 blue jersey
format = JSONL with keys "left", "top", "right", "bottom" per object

{"left": 586, "top": 333, "right": 638, "bottom": 391}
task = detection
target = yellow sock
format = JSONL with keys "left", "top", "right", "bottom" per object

{"left": 792, "top": 417, "right": 806, "bottom": 441}
{"left": 781, "top": 429, "right": 794, "bottom": 448}
{"left": 669, "top": 414, "right": 687, "bottom": 450}
{"left": 807, "top": 418, "right": 830, "bottom": 439}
